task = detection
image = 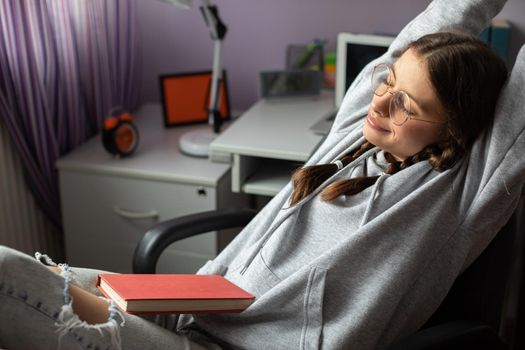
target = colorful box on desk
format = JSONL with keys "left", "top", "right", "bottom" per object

{"left": 479, "top": 18, "right": 511, "bottom": 65}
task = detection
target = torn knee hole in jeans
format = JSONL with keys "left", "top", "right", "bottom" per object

{"left": 35, "top": 253, "right": 126, "bottom": 350}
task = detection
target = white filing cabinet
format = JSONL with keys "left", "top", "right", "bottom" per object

{"left": 57, "top": 104, "right": 248, "bottom": 274}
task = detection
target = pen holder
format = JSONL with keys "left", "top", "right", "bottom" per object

{"left": 286, "top": 44, "right": 324, "bottom": 72}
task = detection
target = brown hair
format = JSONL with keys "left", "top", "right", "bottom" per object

{"left": 290, "top": 32, "right": 508, "bottom": 206}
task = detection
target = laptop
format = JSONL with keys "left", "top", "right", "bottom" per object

{"left": 309, "top": 33, "right": 394, "bottom": 135}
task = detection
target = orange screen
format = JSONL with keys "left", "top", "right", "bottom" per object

{"left": 162, "top": 72, "right": 229, "bottom": 125}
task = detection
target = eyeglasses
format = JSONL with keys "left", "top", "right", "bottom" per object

{"left": 371, "top": 63, "right": 444, "bottom": 126}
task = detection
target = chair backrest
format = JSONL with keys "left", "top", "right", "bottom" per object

{"left": 422, "top": 210, "right": 519, "bottom": 331}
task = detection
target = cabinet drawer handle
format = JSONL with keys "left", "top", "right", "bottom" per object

{"left": 113, "top": 206, "right": 159, "bottom": 219}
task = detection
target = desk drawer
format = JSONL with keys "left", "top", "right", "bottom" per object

{"left": 60, "top": 170, "right": 218, "bottom": 273}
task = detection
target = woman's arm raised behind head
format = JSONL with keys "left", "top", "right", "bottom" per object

{"left": 330, "top": 0, "right": 507, "bottom": 136}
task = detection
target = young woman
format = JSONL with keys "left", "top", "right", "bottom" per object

{"left": 1, "top": 0, "right": 521, "bottom": 349}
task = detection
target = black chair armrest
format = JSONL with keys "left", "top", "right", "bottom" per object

{"left": 386, "top": 320, "right": 507, "bottom": 350}
{"left": 133, "top": 208, "right": 257, "bottom": 273}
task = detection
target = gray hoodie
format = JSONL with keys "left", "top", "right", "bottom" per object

{"left": 180, "top": 0, "right": 525, "bottom": 349}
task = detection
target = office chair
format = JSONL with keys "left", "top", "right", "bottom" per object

{"left": 133, "top": 207, "right": 519, "bottom": 350}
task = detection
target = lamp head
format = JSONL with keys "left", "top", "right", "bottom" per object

{"left": 158, "top": 0, "right": 192, "bottom": 9}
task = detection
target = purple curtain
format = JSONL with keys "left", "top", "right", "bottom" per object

{"left": 0, "top": 0, "right": 141, "bottom": 232}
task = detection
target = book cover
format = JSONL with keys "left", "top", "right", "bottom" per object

{"left": 490, "top": 18, "right": 511, "bottom": 65}
{"left": 478, "top": 26, "right": 491, "bottom": 44}
{"left": 97, "top": 274, "right": 255, "bottom": 314}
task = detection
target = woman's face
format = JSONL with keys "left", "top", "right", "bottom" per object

{"left": 363, "top": 49, "right": 449, "bottom": 161}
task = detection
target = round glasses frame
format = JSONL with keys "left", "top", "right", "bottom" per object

{"left": 371, "top": 63, "right": 445, "bottom": 126}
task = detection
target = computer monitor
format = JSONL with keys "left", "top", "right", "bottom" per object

{"left": 335, "top": 32, "right": 394, "bottom": 108}
{"left": 309, "top": 32, "right": 394, "bottom": 135}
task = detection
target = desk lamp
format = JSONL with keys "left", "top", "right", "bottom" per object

{"left": 159, "top": 0, "right": 227, "bottom": 157}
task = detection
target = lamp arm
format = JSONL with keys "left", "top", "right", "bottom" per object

{"left": 199, "top": 0, "right": 227, "bottom": 133}
{"left": 199, "top": 0, "right": 227, "bottom": 40}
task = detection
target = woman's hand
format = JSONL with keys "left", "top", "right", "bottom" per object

{"left": 46, "top": 265, "right": 110, "bottom": 324}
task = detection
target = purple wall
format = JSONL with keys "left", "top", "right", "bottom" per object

{"left": 138, "top": 0, "right": 525, "bottom": 112}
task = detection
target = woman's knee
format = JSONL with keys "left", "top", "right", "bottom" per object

{"left": 0, "top": 245, "right": 32, "bottom": 274}
{"left": 0, "top": 244, "right": 20, "bottom": 259}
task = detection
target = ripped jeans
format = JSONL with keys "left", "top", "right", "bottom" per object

{"left": 0, "top": 245, "right": 221, "bottom": 350}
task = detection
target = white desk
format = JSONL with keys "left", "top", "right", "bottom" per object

{"left": 210, "top": 91, "right": 334, "bottom": 196}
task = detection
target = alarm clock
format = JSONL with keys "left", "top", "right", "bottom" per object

{"left": 102, "top": 111, "right": 139, "bottom": 157}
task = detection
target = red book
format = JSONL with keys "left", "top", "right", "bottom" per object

{"left": 96, "top": 274, "right": 255, "bottom": 314}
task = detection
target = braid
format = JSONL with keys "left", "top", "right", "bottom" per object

{"left": 290, "top": 163, "right": 342, "bottom": 205}
{"left": 320, "top": 176, "right": 380, "bottom": 201}
{"left": 428, "top": 140, "right": 464, "bottom": 171}
{"left": 291, "top": 138, "right": 463, "bottom": 206}
{"left": 384, "top": 152, "right": 401, "bottom": 174}
{"left": 290, "top": 142, "right": 374, "bottom": 206}
{"left": 321, "top": 151, "right": 398, "bottom": 201}
{"left": 320, "top": 141, "right": 462, "bottom": 201}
